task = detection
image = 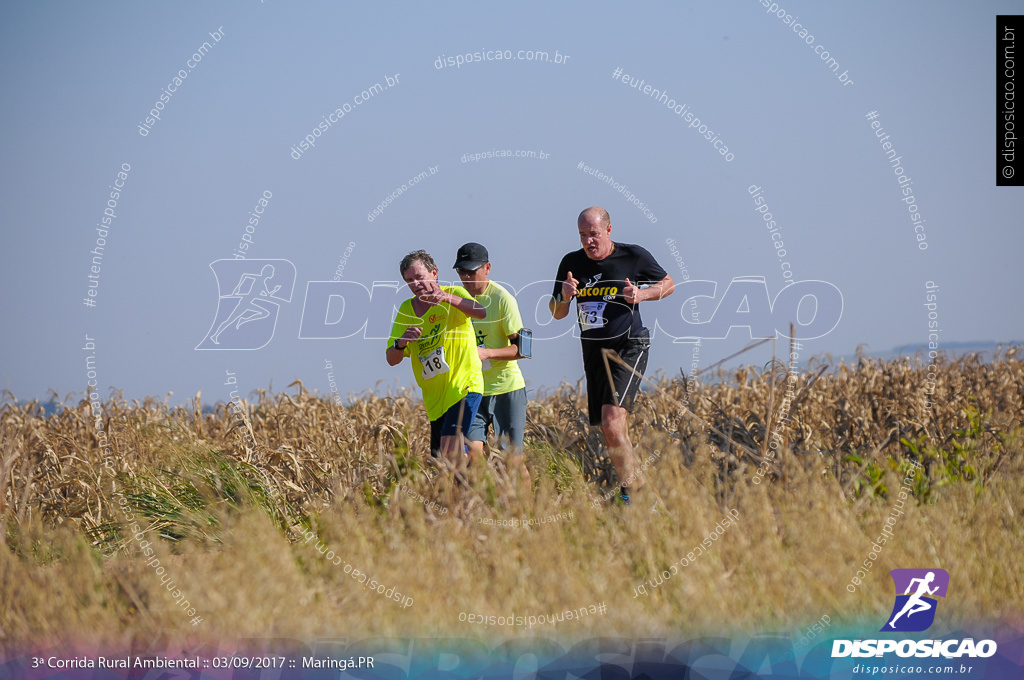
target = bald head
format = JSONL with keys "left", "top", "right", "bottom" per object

{"left": 578, "top": 206, "right": 611, "bottom": 229}
{"left": 577, "top": 206, "right": 614, "bottom": 260}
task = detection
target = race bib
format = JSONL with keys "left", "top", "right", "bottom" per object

{"left": 418, "top": 346, "right": 450, "bottom": 380}
{"left": 577, "top": 301, "right": 607, "bottom": 331}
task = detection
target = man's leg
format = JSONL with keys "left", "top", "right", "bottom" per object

{"left": 440, "top": 393, "right": 483, "bottom": 464}
{"left": 583, "top": 332, "right": 648, "bottom": 502}
{"left": 467, "top": 440, "right": 485, "bottom": 464}
{"left": 437, "top": 400, "right": 468, "bottom": 466}
{"left": 494, "top": 388, "right": 531, "bottom": 493}
{"left": 506, "top": 453, "right": 531, "bottom": 495}
{"left": 430, "top": 418, "right": 446, "bottom": 456}
{"left": 439, "top": 434, "right": 464, "bottom": 462}
{"left": 603, "top": 330, "right": 650, "bottom": 497}
{"left": 466, "top": 395, "right": 492, "bottom": 466}
{"left": 601, "top": 403, "right": 642, "bottom": 491}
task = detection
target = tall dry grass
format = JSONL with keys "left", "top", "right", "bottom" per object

{"left": 1, "top": 348, "right": 1022, "bottom": 649}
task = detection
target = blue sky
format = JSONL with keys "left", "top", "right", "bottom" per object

{"left": 2, "top": 1, "right": 1021, "bottom": 406}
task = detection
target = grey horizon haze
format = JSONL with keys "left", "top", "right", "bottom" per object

{"left": 1, "top": 1, "right": 1021, "bottom": 407}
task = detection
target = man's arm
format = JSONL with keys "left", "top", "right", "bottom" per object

{"left": 623, "top": 274, "right": 675, "bottom": 304}
{"left": 644, "top": 274, "right": 675, "bottom": 301}
{"left": 549, "top": 297, "right": 571, "bottom": 320}
{"left": 480, "top": 334, "right": 522, "bottom": 361}
{"left": 385, "top": 345, "right": 406, "bottom": 366}
{"left": 490, "top": 290, "right": 526, "bottom": 359}
{"left": 548, "top": 270, "right": 578, "bottom": 320}
{"left": 426, "top": 286, "right": 485, "bottom": 320}
{"left": 386, "top": 327, "right": 422, "bottom": 366}
{"left": 448, "top": 291, "right": 486, "bottom": 320}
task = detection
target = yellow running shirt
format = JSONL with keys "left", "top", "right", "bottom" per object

{"left": 472, "top": 280, "right": 526, "bottom": 396}
{"left": 387, "top": 286, "right": 484, "bottom": 420}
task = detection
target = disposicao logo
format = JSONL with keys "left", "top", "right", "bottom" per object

{"left": 882, "top": 568, "right": 948, "bottom": 632}
{"left": 832, "top": 568, "right": 997, "bottom": 659}
{"left": 196, "top": 260, "right": 296, "bottom": 350}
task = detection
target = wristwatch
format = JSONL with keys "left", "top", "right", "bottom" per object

{"left": 393, "top": 339, "right": 407, "bottom": 351}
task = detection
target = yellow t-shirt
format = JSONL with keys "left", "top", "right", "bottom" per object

{"left": 472, "top": 280, "right": 526, "bottom": 396}
{"left": 387, "top": 285, "right": 484, "bottom": 421}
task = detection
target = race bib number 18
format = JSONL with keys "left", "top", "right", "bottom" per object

{"left": 577, "top": 301, "right": 607, "bottom": 331}
{"left": 419, "top": 346, "right": 450, "bottom": 380}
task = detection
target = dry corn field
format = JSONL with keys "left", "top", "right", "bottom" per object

{"left": 1, "top": 348, "right": 1022, "bottom": 649}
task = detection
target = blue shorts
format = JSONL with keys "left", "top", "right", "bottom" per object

{"left": 467, "top": 387, "right": 527, "bottom": 452}
{"left": 429, "top": 392, "right": 482, "bottom": 456}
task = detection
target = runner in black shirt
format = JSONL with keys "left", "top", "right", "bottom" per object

{"left": 549, "top": 206, "right": 675, "bottom": 505}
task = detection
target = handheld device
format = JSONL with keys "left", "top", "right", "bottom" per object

{"left": 515, "top": 328, "right": 533, "bottom": 359}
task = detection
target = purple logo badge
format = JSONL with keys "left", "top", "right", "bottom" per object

{"left": 881, "top": 568, "right": 949, "bottom": 632}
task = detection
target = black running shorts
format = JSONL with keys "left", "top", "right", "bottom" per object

{"left": 580, "top": 327, "right": 650, "bottom": 426}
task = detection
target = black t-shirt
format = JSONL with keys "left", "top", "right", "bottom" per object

{"left": 552, "top": 242, "right": 668, "bottom": 340}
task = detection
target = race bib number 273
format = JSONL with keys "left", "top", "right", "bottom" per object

{"left": 577, "top": 301, "right": 607, "bottom": 331}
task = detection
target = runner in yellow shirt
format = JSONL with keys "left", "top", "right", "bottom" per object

{"left": 385, "top": 250, "right": 485, "bottom": 462}
{"left": 453, "top": 243, "right": 532, "bottom": 491}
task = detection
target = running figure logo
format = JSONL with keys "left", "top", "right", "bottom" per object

{"left": 881, "top": 568, "right": 949, "bottom": 632}
{"left": 196, "top": 259, "right": 296, "bottom": 350}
